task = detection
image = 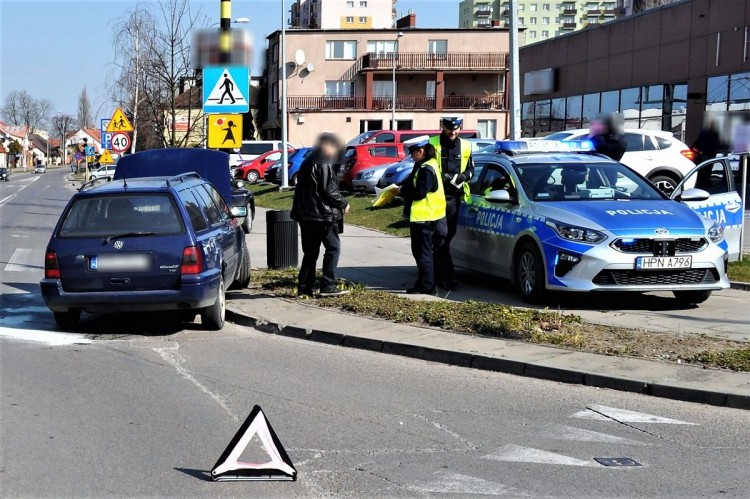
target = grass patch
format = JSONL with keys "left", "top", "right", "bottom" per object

{"left": 249, "top": 268, "right": 750, "bottom": 371}
{"left": 248, "top": 183, "right": 409, "bottom": 237}
{"left": 727, "top": 258, "right": 750, "bottom": 282}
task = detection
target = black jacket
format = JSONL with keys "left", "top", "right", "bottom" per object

{"left": 591, "top": 133, "right": 627, "bottom": 162}
{"left": 291, "top": 152, "right": 349, "bottom": 224}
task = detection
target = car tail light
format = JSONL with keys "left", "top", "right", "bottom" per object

{"left": 181, "top": 246, "right": 202, "bottom": 275}
{"left": 45, "top": 251, "right": 60, "bottom": 279}
{"left": 681, "top": 149, "right": 697, "bottom": 161}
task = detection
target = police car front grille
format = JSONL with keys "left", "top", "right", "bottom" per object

{"left": 592, "top": 268, "right": 720, "bottom": 286}
{"left": 612, "top": 238, "right": 708, "bottom": 254}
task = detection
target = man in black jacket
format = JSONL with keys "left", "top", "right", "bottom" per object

{"left": 291, "top": 133, "right": 350, "bottom": 297}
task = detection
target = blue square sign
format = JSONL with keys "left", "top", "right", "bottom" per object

{"left": 203, "top": 66, "right": 250, "bottom": 113}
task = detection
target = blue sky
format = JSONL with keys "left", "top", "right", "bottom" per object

{"left": 0, "top": 0, "right": 459, "bottom": 122}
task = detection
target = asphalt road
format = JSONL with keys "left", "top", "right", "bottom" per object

{"left": 1, "top": 170, "right": 750, "bottom": 497}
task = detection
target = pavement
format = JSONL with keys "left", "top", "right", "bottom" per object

{"left": 226, "top": 207, "right": 750, "bottom": 410}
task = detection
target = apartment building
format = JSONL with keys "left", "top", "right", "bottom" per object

{"left": 264, "top": 28, "right": 511, "bottom": 145}
{"left": 458, "top": 1, "right": 626, "bottom": 43}
{"left": 291, "top": 0, "right": 395, "bottom": 30}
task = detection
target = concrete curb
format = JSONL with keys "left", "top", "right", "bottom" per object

{"left": 730, "top": 281, "right": 750, "bottom": 291}
{"left": 226, "top": 308, "right": 750, "bottom": 411}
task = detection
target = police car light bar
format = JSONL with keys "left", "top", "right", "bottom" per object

{"left": 495, "top": 139, "right": 595, "bottom": 154}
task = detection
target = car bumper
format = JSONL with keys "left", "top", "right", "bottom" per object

{"left": 39, "top": 273, "right": 221, "bottom": 313}
{"left": 541, "top": 239, "right": 730, "bottom": 293}
{"left": 352, "top": 177, "right": 380, "bottom": 193}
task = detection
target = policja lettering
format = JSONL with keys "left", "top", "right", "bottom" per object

{"left": 605, "top": 209, "right": 674, "bottom": 216}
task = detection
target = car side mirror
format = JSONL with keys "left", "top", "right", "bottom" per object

{"left": 485, "top": 189, "right": 512, "bottom": 203}
{"left": 233, "top": 179, "right": 245, "bottom": 189}
{"left": 230, "top": 205, "right": 248, "bottom": 218}
{"left": 674, "top": 187, "right": 709, "bottom": 202}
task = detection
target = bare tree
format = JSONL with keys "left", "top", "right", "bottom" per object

{"left": 51, "top": 114, "right": 77, "bottom": 162}
{"left": 109, "top": 0, "right": 207, "bottom": 149}
{"left": 0, "top": 90, "right": 53, "bottom": 133}
{"left": 77, "top": 87, "right": 93, "bottom": 128}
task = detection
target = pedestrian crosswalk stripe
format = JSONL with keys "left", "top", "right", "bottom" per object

{"left": 573, "top": 405, "right": 697, "bottom": 425}
{"left": 5, "top": 248, "right": 40, "bottom": 272}
{"left": 540, "top": 424, "right": 647, "bottom": 445}
{"left": 482, "top": 444, "right": 596, "bottom": 467}
{"left": 408, "top": 471, "right": 536, "bottom": 496}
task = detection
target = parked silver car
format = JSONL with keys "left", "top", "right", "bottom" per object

{"left": 352, "top": 164, "right": 392, "bottom": 193}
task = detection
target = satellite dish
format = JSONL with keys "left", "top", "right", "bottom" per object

{"left": 306, "top": 62, "right": 315, "bottom": 73}
{"left": 294, "top": 49, "right": 306, "bottom": 66}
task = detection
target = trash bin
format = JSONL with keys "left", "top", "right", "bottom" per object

{"left": 266, "top": 210, "right": 298, "bottom": 269}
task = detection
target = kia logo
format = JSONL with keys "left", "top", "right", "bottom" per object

{"left": 113, "top": 240, "right": 124, "bottom": 249}
{"left": 654, "top": 228, "right": 670, "bottom": 236}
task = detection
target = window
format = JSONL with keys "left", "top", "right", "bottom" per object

{"left": 582, "top": 93, "right": 599, "bottom": 124}
{"left": 271, "top": 82, "right": 278, "bottom": 103}
{"left": 192, "top": 186, "right": 223, "bottom": 226}
{"left": 359, "top": 16, "right": 368, "bottom": 23}
{"left": 640, "top": 84, "right": 664, "bottom": 129}
{"left": 477, "top": 119, "right": 497, "bottom": 139}
{"left": 587, "top": 16, "right": 599, "bottom": 24}
{"left": 360, "top": 0, "right": 368, "bottom": 6}
{"left": 201, "top": 184, "right": 229, "bottom": 222}
{"left": 346, "top": 0, "right": 354, "bottom": 6}
{"left": 623, "top": 133, "right": 646, "bottom": 152}
{"left": 178, "top": 189, "right": 208, "bottom": 232}
{"left": 542, "top": 3, "right": 550, "bottom": 10}
{"left": 272, "top": 42, "right": 279, "bottom": 63}
{"left": 600, "top": 90, "right": 619, "bottom": 114}
{"left": 519, "top": 17, "right": 525, "bottom": 24}
{"left": 373, "top": 80, "right": 393, "bottom": 97}
{"left": 706, "top": 75, "right": 729, "bottom": 112}
{"left": 426, "top": 81, "right": 436, "bottom": 98}
{"left": 529, "top": 3, "right": 537, "bottom": 11}
{"left": 542, "top": 17, "right": 549, "bottom": 24}
{"left": 550, "top": 97, "right": 565, "bottom": 131}
{"left": 682, "top": 162, "right": 732, "bottom": 195}
{"left": 369, "top": 146, "right": 400, "bottom": 158}
{"left": 518, "top": 4, "right": 525, "bottom": 11}
{"left": 475, "top": 165, "right": 512, "bottom": 197}
{"left": 565, "top": 95, "right": 582, "bottom": 129}
{"left": 373, "top": 132, "right": 395, "bottom": 143}
{"left": 360, "top": 119, "right": 383, "bottom": 133}
{"left": 541, "top": 30, "right": 549, "bottom": 38}
{"left": 325, "top": 40, "right": 357, "bottom": 59}
{"left": 325, "top": 80, "right": 355, "bottom": 96}
{"left": 367, "top": 40, "right": 396, "bottom": 55}
{"left": 620, "top": 87, "right": 641, "bottom": 128}
{"left": 530, "top": 17, "right": 537, "bottom": 24}
{"left": 729, "top": 71, "right": 750, "bottom": 111}
{"left": 528, "top": 31, "right": 537, "bottom": 38}
{"left": 587, "top": 2, "right": 598, "bottom": 10}
{"left": 345, "top": 16, "right": 354, "bottom": 23}
{"left": 427, "top": 39, "right": 448, "bottom": 55}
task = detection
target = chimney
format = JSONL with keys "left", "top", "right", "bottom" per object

{"left": 396, "top": 10, "right": 416, "bottom": 29}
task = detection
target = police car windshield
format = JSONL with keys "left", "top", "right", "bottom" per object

{"left": 514, "top": 162, "right": 666, "bottom": 202}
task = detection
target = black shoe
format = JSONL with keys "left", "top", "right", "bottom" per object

{"left": 297, "top": 288, "right": 314, "bottom": 298}
{"left": 319, "top": 288, "right": 350, "bottom": 297}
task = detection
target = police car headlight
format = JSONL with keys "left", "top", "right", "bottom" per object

{"left": 546, "top": 220, "right": 607, "bottom": 244}
{"left": 707, "top": 221, "right": 724, "bottom": 243}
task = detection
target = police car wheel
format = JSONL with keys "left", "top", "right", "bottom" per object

{"left": 516, "top": 243, "right": 546, "bottom": 303}
{"left": 649, "top": 175, "right": 677, "bottom": 194}
{"left": 672, "top": 290, "right": 712, "bottom": 305}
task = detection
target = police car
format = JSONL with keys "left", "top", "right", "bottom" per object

{"left": 452, "top": 140, "right": 737, "bottom": 305}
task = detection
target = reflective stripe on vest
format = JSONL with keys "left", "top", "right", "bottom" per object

{"left": 429, "top": 135, "right": 471, "bottom": 200}
{"left": 410, "top": 159, "right": 447, "bottom": 223}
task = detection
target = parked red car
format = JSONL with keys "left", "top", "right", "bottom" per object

{"left": 340, "top": 143, "right": 407, "bottom": 189}
{"left": 235, "top": 149, "right": 293, "bottom": 182}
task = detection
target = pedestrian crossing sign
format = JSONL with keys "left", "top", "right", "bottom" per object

{"left": 207, "top": 114, "right": 243, "bottom": 149}
{"left": 106, "top": 107, "right": 134, "bottom": 133}
{"left": 203, "top": 66, "right": 250, "bottom": 113}
{"left": 98, "top": 149, "right": 115, "bottom": 164}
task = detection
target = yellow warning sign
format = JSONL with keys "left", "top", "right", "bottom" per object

{"left": 106, "top": 107, "right": 134, "bottom": 133}
{"left": 207, "top": 114, "right": 243, "bottom": 149}
{"left": 98, "top": 149, "right": 115, "bottom": 164}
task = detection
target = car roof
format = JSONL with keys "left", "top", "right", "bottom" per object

{"left": 476, "top": 151, "right": 617, "bottom": 165}
{"left": 76, "top": 176, "right": 205, "bottom": 195}
{"left": 561, "top": 128, "right": 676, "bottom": 139}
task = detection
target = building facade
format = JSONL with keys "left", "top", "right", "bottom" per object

{"left": 459, "top": 0, "right": 626, "bottom": 43}
{"left": 519, "top": 0, "right": 750, "bottom": 144}
{"left": 265, "top": 28, "right": 511, "bottom": 145}
{"left": 291, "top": 0, "right": 395, "bottom": 30}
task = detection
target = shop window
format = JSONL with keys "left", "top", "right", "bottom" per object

{"left": 600, "top": 90, "right": 619, "bottom": 115}
{"left": 729, "top": 72, "right": 750, "bottom": 111}
{"left": 582, "top": 93, "right": 599, "bottom": 125}
{"left": 565, "top": 95, "right": 582, "bottom": 129}
{"left": 620, "top": 87, "right": 640, "bottom": 128}
{"left": 640, "top": 85, "right": 663, "bottom": 130}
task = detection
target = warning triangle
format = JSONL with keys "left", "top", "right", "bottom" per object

{"left": 98, "top": 149, "right": 115, "bottom": 164}
{"left": 205, "top": 68, "right": 248, "bottom": 107}
{"left": 106, "top": 108, "right": 134, "bottom": 133}
{"left": 211, "top": 405, "right": 297, "bottom": 481}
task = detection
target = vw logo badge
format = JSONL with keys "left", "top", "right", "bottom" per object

{"left": 113, "top": 240, "right": 124, "bottom": 249}
{"left": 654, "top": 228, "right": 670, "bottom": 236}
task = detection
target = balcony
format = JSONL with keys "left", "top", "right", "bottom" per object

{"left": 360, "top": 52, "right": 509, "bottom": 72}
{"left": 562, "top": 22, "right": 577, "bottom": 29}
{"left": 287, "top": 94, "right": 506, "bottom": 112}
{"left": 562, "top": 8, "right": 577, "bottom": 15}
{"left": 476, "top": 7, "right": 492, "bottom": 17}
{"left": 477, "top": 19, "right": 492, "bottom": 27}
{"left": 586, "top": 8, "right": 601, "bottom": 14}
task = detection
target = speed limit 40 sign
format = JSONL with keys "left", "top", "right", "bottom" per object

{"left": 111, "top": 132, "right": 131, "bottom": 153}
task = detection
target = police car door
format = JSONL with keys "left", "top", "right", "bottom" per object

{"left": 453, "top": 163, "right": 488, "bottom": 271}
{"left": 672, "top": 158, "right": 743, "bottom": 261}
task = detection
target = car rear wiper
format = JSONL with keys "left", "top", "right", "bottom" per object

{"left": 104, "top": 232, "right": 158, "bottom": 244}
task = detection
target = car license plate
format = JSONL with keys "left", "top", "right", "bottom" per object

{"left": 90, "top": 254, "right": 152, "bottom": 271}
{"left": 635, "top": 256, "right": 692, "bottom": 270}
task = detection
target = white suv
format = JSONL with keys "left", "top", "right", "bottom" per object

{"left": 546, "top": 129, "right": 696, "bottom": 194}
{"left": 227, "top": 140, "right": 297, "bottom": 167}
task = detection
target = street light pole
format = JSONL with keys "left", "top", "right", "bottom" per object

{"left": 280, "top": 0, "right": 290, "bottom": 189}
{"left": 508, "top": 0, "right": 521, "bottom": 139}
{"left": 391, "top": 32, "right": 403, "bottom": 130}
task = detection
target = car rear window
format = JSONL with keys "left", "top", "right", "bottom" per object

{"left": 240, "top": 142, "right": 274, "bottom": 155}
{"left": 58, "top": 194, "right": 184, "bottom": 238}
{"left": 655, "top": 136, "right": 673, "bottom": 149}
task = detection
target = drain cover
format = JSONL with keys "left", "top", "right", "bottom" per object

{"left": 594, "top": 457, "right": 642, "bottom": 467}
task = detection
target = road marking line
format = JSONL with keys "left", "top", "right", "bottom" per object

{"left": 483, "top": 444, "right": 596, "bottom": 467}
{"left": 0, "top": 326, "right": 92, "bottom": 346}
{"left": 153, "top": 345, "right": 240, "bottom": 423}
{"left": 540, "top": 424, "right": 647, "bottom": 446}
{"left": 573, "top": 405, "right": 697, "bottom": 425}
{"left": 4, "top": 248, "right": 39, "bottom": 272}
{"left": 409, "top": 471, "right": 537, "bottom": 496}
{"left": 0, "top": 194, "right": 13, "bottom": 205}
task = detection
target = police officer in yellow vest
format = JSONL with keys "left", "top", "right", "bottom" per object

{"left": 397, "top": 137, "right": 447, "bottom": 294}
{"left": 430, "top": 116, "right": 474, "bottom": 289}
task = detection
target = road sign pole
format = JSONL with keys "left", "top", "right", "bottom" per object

{"left": 280, "top": 0, "right": 289, "bottom": 189}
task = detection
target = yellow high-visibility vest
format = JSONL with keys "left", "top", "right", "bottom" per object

{"left": 429, "top": 135, "right": 471, "bottom": 200}
{"left": 410, "top": 158, "right": 446, "bottom": 223}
